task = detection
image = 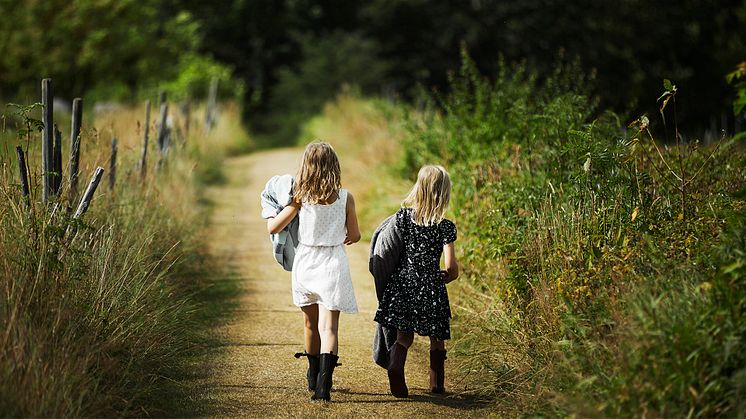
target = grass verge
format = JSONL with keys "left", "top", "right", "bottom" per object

{"left": 0, "top": 101, "right": 250, "bottom": 416}
{"left": 294, "top": 54, "right": 746, "bottom": 415}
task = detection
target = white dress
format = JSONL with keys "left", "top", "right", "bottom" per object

{"left": 291, "top": 189, "right": 358, "bottom": 313}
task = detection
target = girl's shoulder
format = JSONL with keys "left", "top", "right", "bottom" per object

{"left": 438, "top": 218, "right": 457, "bottom": 244}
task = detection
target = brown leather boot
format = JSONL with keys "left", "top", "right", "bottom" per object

{"left": 429, "top": 349, "right": 447, "bottom": 393}
{"left": 387, "top": 342, "right": 409, "bottom": 398}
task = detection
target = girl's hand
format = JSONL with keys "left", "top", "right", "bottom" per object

{"left": 440, "top": 270, "right": 456, "bottom": 284}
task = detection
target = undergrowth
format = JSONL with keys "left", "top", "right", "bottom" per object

{"left": 399, "top": 51, "right": 746, "bottom": 416}
{"left": 0, "top": 101, "right": 249, "bottom": 416}
{"left": 302, "top": 51, "right": 746, "bottom": 416}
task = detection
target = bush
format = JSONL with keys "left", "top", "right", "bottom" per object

{"left": 258, "top": 31, "right": 389, "bottom": 146}
{"left": 398, "top": 51, "right": 746, "bottom": 415}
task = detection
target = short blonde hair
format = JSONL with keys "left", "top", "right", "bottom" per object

{"left": 402, "top": 165, "right": 451, "bottom": 226}
{"left": 294, "top": 141, "right": 341, "bottom": 204}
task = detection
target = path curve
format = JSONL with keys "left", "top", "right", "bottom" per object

{"left": 201, "top": 148, "right": 488, "bottom": 417}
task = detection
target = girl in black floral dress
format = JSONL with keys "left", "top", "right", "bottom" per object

{"left": 374, "top": 165, "right": 459, "bottom": 398}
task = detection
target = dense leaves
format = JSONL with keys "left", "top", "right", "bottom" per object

{"left": 399, "top": 53, "right": 746, "bottom": 415}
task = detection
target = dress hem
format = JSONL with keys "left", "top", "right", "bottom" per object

{"left": 374, "top": 318, "right": 450, "bottom": 340}
{"left": 296, "top": 301, "right": 358, "bottom": 314}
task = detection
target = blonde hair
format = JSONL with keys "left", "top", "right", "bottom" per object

{"left": 402, "top": 165, "right": 451, "bottom": 226}
{"left": 294, "top": 141, "right": 341, "bottom": 204}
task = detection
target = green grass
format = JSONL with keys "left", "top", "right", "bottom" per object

{"left": 299, "top": 52, "right": 746, "bottom": 416}
{"left": 399, "top": 53, "right": 746, "bottom": 416}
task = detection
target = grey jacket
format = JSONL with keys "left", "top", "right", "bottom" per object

{"left": 260, "top": 174, "right": 299, "bottom": 271}
{"left": 369, "top": 212, "right": 404, "bottom": 368}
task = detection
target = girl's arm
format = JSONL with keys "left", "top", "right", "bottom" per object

{"left": 267, "top": 201, "right": 300, "bottom": 234}
{"left": 344, "top": 192, "right": 361, "bottom": 245}
{"left": 442, "top": 242, "right": 459, "bottom": 283}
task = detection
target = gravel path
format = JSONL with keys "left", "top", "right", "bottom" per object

{"left": 199, "top": 148, "right": 489, "bottom": 417}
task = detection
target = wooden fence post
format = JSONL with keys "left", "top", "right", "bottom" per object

{"left": 53, "top": 124, "right": 63, "bottom": 195}
{"left": 73, "top": 167, "right": 105, "bottom": 219}
{"left": 15, "top": 146, "right": 30, "bottom": 207}
{"left": 157, "top": 91, "right": 168, "bottom": 154}
{"left": 182, "top": 98, "right": 191, "bottom": 139}
{"left": 205, "top": 78, "right": 218, "bottom": 133}
{"left": 139, "top": 100, "right": 151, "bottom": 179}
{"left": 69, "top": 98, "right": 83, "bottom": 198}
{"left": 109, "top": 137, "right": 117, "bottom": 190}
{"left": 41, "top": 78, "right": 54, "bottom": 204}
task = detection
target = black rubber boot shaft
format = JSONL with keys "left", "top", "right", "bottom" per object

{"left": 311, "top": 353, "right": 339, "bottom": 401}
{"left": 306, "top": 354, "right": 320, "bottom": 392}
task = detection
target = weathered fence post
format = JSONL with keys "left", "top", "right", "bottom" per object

{"left": 157, "top": 91, "right": 168, "bottom": 154}
{"left": 41, "top": 78, "right": 54, "bottom": 204}
{"left": 182, "top": 98, "right": 191, "bottom": 139}
{"left": 69, "top": 98, "right": 83, "bottom": 198}
{"left": 73, "top": 167, "right": 105, "bottom": 219}
{"left": 16, "top": 146, "right": 30, "bottom": 207}
{"left": 139, "top": 100, "right": 151, "bottom": 179}
{"left": 53, "top": 124, "right": 63, "bottom": 194}
{"left": 109, "top": 137, "right": 117, "bottom": 190}
{"left": 205, "top": 78, "right": 218, "bottom": 132}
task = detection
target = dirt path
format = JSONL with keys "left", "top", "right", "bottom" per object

{"left": 200, "top": 148, "right": 489, "bottom": 417}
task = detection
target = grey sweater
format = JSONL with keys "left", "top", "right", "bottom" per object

{"left": 369, "top": 213, "right": 403, "bottom": 368}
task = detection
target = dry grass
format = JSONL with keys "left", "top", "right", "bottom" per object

{"left": 0, "top": 100, "right": 251, "bottom": 416}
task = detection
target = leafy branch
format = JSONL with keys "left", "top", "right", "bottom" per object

{"left": 628, "top": 80, "right": 724, "bottom": 221}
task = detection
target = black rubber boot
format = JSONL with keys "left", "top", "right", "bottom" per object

{"left": 429, "top": 349, "right": 447, "bottom": 394}
{"left": 387, "top": 342, "right": 409, "bottom": 398}
{"left": 294, "top": 352, "right": 320, "bottom": 392}
{"left": 311, "top": 353, "right": 339, "bottom": 401}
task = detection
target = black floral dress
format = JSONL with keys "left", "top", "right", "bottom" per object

{"left": 374, "top": 208, "right": 457, "bottom": 341}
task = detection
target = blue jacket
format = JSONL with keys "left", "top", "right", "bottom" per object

{"left": 260, "top": 174, "right": 299, "bottom": 271}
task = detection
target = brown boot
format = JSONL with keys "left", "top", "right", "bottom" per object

{"left": 387, "top": 342, "right": 409, "bottom": 398}
{"left": 429, "top": 349, "right": 447, "bottom": 393}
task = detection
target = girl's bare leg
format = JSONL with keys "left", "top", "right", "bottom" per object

{"left": 301, "top": 304, "right": 321, "bottom": 355}
{"left": 396, "top": 330, "right": 415, "bottom": 348}
{"left": 429, "top": 337, "right": 445, "bottom": 351}
{"left": 318, "top": 306, "right": 340, "bottom": 354}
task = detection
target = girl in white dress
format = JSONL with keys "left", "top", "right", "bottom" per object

{"left": 266, "top": 141, "right": 360, "bottom": 401}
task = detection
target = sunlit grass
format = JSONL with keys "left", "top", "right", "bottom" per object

{"left": 0, "top": 100, "right": 250, "bottom": 416}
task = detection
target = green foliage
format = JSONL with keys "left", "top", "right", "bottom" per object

{"left": 0, "top": 0, "right": 238, "bottom": 104}
{"left": 159, "top": 53, "right": 245, "bottom": 103}
{"left": 727, "top": 62, "right": 746, "bottom": 117}
{"left": 396, "top": 51, "right": 746, "bottom": 415}
{"left": 261, "top": 31, "right": 388, "bottom": 145}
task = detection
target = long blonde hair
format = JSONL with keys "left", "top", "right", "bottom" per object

{"left": 402, "top": 165, "right": 451, "bottom": 226}
{"left": 294, "top": 141, "right": 341, "bottom": 204}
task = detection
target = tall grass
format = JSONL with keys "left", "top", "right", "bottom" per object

{"left": 399, "top": 52, "right": 746, "bottom": 416}
{"left": 0, "top": 101, "right": 250, "bottom": 416}
{"left": 299, "top": 52, "right": 746, "bottom": 416}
